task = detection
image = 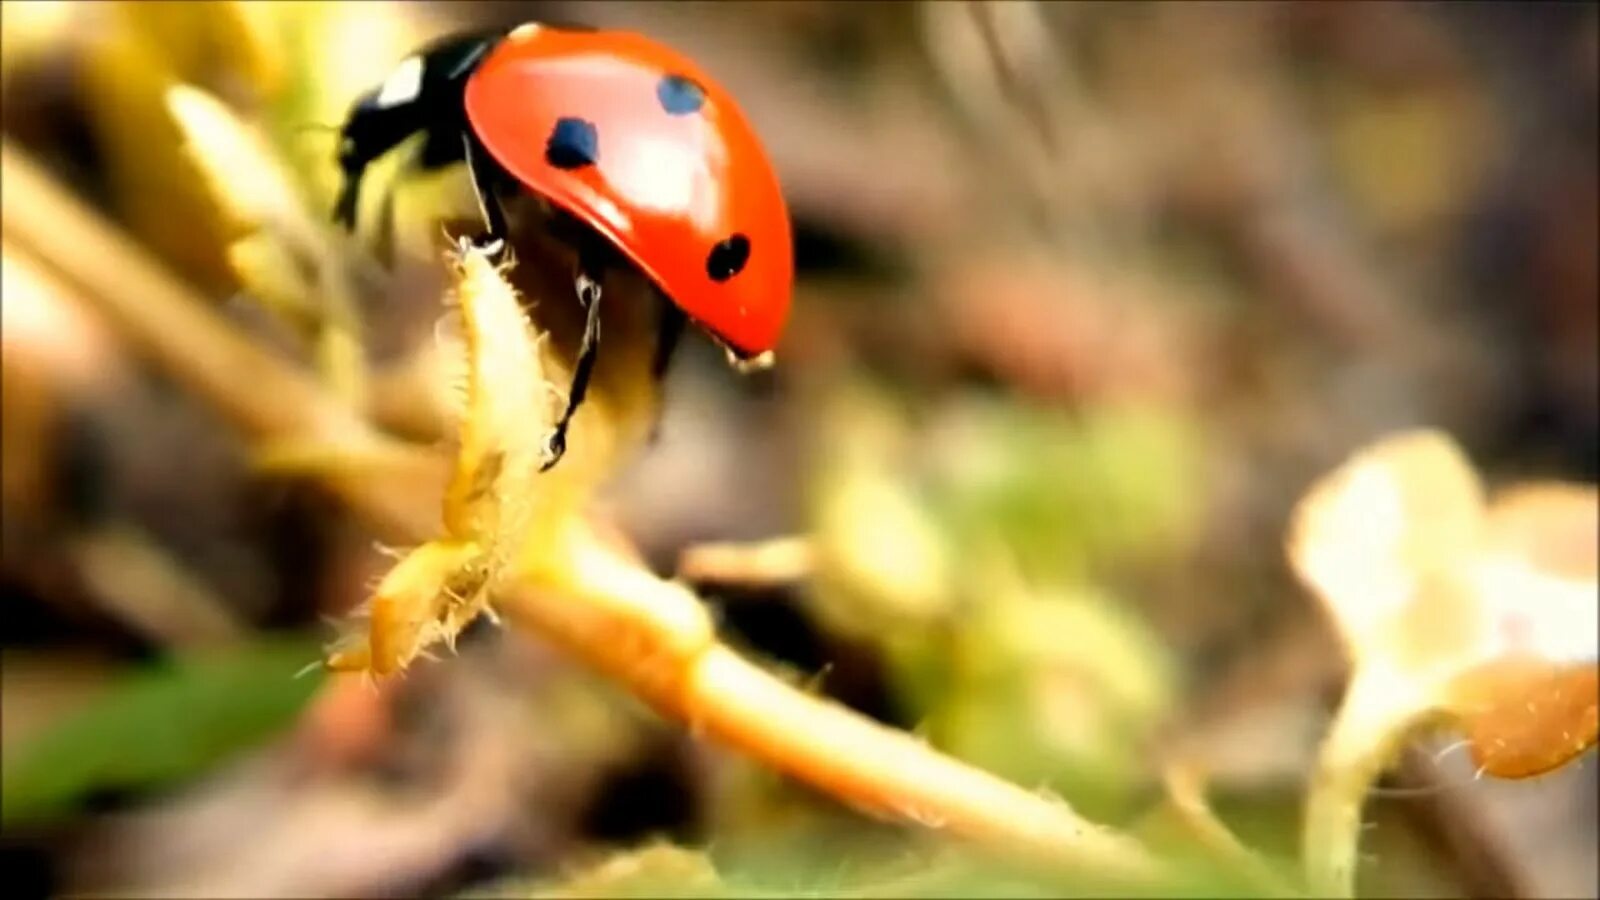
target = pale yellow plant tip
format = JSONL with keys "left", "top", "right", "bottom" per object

{"left": 328, "top": 245, "right": 563, "bottom": 677}
{"left": 441, "top": 245, "right": 554, "bottom": 549}
{"left": 165, "top": 83, "right": 312, "bottom": 238}
{"left": 1287, "top": 429, "right": 1483, "bottom": 657}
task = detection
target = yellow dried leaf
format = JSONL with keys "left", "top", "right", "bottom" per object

{"left": 74, "top": 0, "right": 295, "bottom": 287}
{"left": 327, "top": 245, "right": 556, "bottom": 676}
{"left": 210, "top": 0, "right": 289, "bottom": 99}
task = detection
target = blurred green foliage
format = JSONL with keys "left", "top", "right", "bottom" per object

{"left": 926, "top": 399, "right": 1203, "bottom": 580}
{"left": 1, "top": 636, "right": 324, "bottom": 827}
{"left": 800, "top": 386, "right": 1197, "bottom": 818}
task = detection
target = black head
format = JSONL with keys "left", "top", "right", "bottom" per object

{"left": 331, "top": 31, "right": 502, "bottom": 228}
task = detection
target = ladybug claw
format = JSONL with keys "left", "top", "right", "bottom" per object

{"left": 539, "top": 429, "right": 567, "bottom": 471}
{"left": 332, "top": 186, "right": 359, "bottom": 230}
{"left": 465, "top": 235, "right": 507, "bottom": 263}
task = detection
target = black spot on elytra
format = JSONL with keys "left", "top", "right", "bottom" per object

{"left": 706, "top": 234, "right": 750, "bottom": 281}
{"left": 545, "top": 117, "right": 598, "bottom": 169}
{"left": 656, "top": 74, "right": 705, "bottom": 115}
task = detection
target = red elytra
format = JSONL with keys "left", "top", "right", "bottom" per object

{"left": 464, "top": 24, "right": 792, "bottom": 356}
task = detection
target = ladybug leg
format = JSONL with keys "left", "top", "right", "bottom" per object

{"left": 332, "top": 163, "right": 365, "bottom": 230}
{"left": 369, "top": 139, "right": 427, "bottom": 267}
{"left": 541, "top": 257, "right": 606, "bottom": 471}
{"left": 461, "top": 131, "right": 511, "bottom": 260}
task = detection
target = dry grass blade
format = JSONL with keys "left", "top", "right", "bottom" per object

{"left": 0, "top": 142, "right": 443, "bottom": 539}
{"left": 676, "top": 536, "right": 815, "bottom": 587}
{"left": 1159, "top": 759, "right": 1301, "bottom": 897}
{"left": 166, "top": 83, "right": 368, "bottom": 408}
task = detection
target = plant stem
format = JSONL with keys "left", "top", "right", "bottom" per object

{"left": 507, "top": 527, "right": 1168, "bottom": 887}
{"left": 1302, "top": 670, "right": 1423, "bottom": 897}
{"left": 4, "top": 141, "right": 1170, "bottom": 890}
{"left": 1160, "top": 759, "right": 1300, "bottom": 897}
{"left": 694, "top": 647, "right": 1164, "bottom": 880}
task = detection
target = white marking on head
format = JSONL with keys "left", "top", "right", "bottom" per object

{"left": 375, "top": 55, "right": 424, "bottom": 108}
{"left": 509, "top": 22, "right": 542, "bottom": 42}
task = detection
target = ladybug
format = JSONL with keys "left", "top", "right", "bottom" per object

{"left": 333, "top": 22, "right": 792, "bottom": 469}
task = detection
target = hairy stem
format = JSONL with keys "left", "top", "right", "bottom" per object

{"left": 508, "top": 527, "right": 1166, "bottom": 886}
{"left": 1303, "top": 670, "right": 1423, "bottom": 897}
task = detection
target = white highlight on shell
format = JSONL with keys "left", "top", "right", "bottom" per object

{"left": 375, "top": 55, "right": 424, "bottom": 108}
{"left": 608, "top": 134, "right": 708, "bottom": 220}
{"left": 509, "top": 22, "right": 543, "bottom": 42}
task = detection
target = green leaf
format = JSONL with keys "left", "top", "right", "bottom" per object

{"left": 1, "top": 635, "right": 325, "bottom": 827}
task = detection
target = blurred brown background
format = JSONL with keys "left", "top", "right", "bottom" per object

{"left": 1, "top": 2, "right": 1595, "bottom": 897}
